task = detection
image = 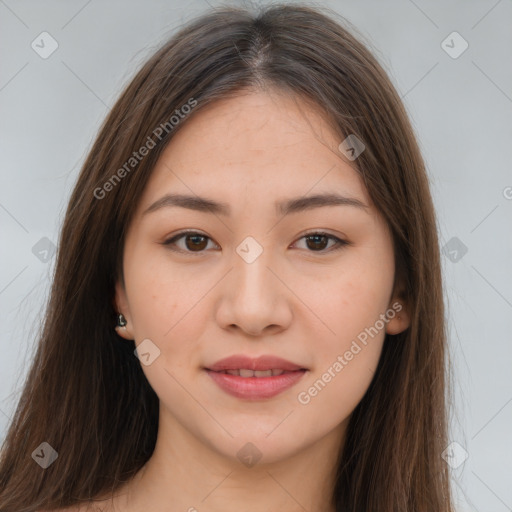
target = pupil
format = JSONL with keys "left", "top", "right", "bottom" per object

{"left": 186, "top": 235, "right": 207, "bottom": 251}
{"left": 306, "top": 235, "right": 327, "bottom": 250}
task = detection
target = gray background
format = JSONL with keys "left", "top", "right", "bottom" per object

{"left": 1, "top": 0, "right": 511, "bottom": 510}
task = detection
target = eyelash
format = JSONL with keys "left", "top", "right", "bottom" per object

{"left": 162, "top": 230, "right": 349, "bottom": 255}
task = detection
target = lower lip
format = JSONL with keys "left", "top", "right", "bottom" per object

{"left": 205, "top": 369, "right": 307, "bottom": 400}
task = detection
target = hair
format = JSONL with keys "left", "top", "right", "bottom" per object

{"left": 0, "top": 3, "right": 454, "bottom": 511}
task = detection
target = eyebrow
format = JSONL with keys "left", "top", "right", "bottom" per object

{"left": 142, "top": 192, "right": 369, "bottom": 217}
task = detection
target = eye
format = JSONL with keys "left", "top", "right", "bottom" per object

{"left": 292, "top": 231, "right": 349, "bottom": 252}
{"left": 162, "top": 230, "right": 218, "bottom": 254}
{"left": 162, "top": 230, "right": 349, "bottom": 254}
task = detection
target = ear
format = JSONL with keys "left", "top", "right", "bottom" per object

{"left": 385, "top": 262, "right": 411, "bottom": 335}
{"left": 385, "top": 296, "right": 410, "bottom": 335}
{"left": 114, "top": 280, "right": 134, "bottom": 340}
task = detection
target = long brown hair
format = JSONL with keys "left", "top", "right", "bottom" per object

{"left": 0, "top": 3, "right": 454, "bottom": 511}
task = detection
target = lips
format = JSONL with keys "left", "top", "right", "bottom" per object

{"left": 204, "top": 354, "right": 307, "bottom": 400}
{"left": 205, "top": 354, "right": 306, "bottom": 373}
{"left": 215, "top": 368, "right": 288, "bottom": 377}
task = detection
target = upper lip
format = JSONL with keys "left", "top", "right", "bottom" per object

{"left": 205, "top": 355, "right": 307, "bottom": 372}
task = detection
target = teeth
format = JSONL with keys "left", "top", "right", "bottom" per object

{"left": 254, "top": 370, "right": 273, "bottom": 377}
{"left": 219, "top": 369, "right": 288, "bottom": 377}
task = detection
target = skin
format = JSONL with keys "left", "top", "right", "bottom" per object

{"left": 96, "top": 87, "right": 410, "bottom": 512}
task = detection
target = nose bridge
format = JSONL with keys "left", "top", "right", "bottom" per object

{"left": 232, "top": 234, "right": 275, "bottom": 301}
{"left": 215, "top": 233, "right": 290, "bottom": 335}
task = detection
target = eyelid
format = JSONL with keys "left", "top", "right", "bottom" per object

{"left": 161, "top": 229, "right": 350, "bottom": 254}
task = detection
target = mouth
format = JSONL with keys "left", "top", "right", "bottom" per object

{"left": 205, "top": 354, "right": 307, "bottom": 373}
{"left": 208, "top": 368, "right": 302, "bottom": 377}
{"left": 204, "top": 354, "right": 308, "bottom": 400}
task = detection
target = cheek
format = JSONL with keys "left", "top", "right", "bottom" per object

{"left": 298, "top": 254, "right": 392, "bottom": 394}
{"left": 303, "top": 264, "right": 392, "bottom": 345}
{"left": 313, "top": 283, "right": 386, "bottom": 387}
{"left": 125, "top": 245, "right": 187, "bottom": 326}
{"left": 125, "top": 254, "right": 212, "bottom": 366}
{"left": 297, "top": 278, "right": 387, "bottom": 416}
{"left": 298, "top": 345, "right": 382, "bottom": 428}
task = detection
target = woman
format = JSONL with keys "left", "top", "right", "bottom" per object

{"left": 0, "top": 3, "right": 454, "bottom": 511}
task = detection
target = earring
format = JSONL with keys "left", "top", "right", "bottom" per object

{"left": 117, "top": 313, "right": 127, "bottom": 329}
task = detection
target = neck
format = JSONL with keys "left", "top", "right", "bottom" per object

{"left": 108, "top": 406, "right": 346, "bottom": 512}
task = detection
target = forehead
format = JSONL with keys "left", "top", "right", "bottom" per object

{"left": 136, "top": 89, "right": 373, "bottom": 215}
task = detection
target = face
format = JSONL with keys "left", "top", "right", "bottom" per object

{"left": 115, "top": 88, "right": 410, "bottom": 465}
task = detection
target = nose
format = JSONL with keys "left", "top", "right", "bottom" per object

{"left": 215, "top": 243, "right": 293, "bottom": 337}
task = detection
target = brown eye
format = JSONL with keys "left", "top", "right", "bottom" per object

{"left": 163, "top": 230, "right": 349, "bottom": 255}
{"left": 305, "top": 234, "right": 329, "bottom": 251}
{"left": 163, "top": 231, "right": 217, "bottom": 254}
{"left": 294, "top": 232, "right": 349, "bottom": 253}
{"left": 183, "top": 234, "right": 208, "bottom": 251}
